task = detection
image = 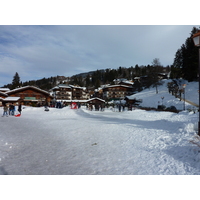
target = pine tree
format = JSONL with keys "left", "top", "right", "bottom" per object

{"left": 172, "top": 26, "right": 200, "bottom": 81}
{"left": 12, "top": 72, "right": 21, "bottom": 89}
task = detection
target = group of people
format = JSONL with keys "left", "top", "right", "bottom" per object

{"left": 87, "top": 103, "right": 105, "bottom": 111}
{"left": 2, "top": 103, "right": 22, "bottom": 117}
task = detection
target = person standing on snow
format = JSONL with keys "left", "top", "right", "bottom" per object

{"left": 2, "top": 104, "right": 8, "bottom": 117}
{"left": 9, "top": 103, "right": 12, "bottom": 115}
{"left": 118, "top": 104, "right": 122, "bottom": 112}
{"left": 10, "top": 103, "right": 15, "bottom": 115}
{"left": 18, "top": 103, "right": 22, "bottom": 114}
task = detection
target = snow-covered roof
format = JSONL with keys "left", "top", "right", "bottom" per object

{"left": 55, "top": 97, "right": 105, "bottom": 103}
{"left": 52, "top": 84, "right": 86, "bottom": 91}
{"left": 58, "top": 84, "right": 71, "bottom": 88}
{"left": 87, "top": 97, "right": 105, "bottom": 102}
{"left": 52, "top": 86, "right": 59, "bottom": 90}
{"left": 69, "top": 85, "right": 85, "bottom": 90}
{"left": 56, "top": 99, "right": 87, "bottom": 102}
{"left": 6, "top": 86, "right": 50, "bottom": 95}
{"left": 103, "top": 84, "right": 132, "bottom": 89}
{"left": 3, "top": 97, "right": 20, "bottom": 101}
{"left": 0, "top": 91, "right": 8, "bottom": 97}
{"left": 114, "top": 78, "right": 127, "bottom": 82}
{"left": 0, "top": 88, "right": 10, "bottom": 92}
{"left": 122, "top": 80, "right": 134, "bottom": 84}
{"left": 125, "top": 96, "right": 136, "bottom": 100}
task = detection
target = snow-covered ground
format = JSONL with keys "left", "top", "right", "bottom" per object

{"left": 1, "top": 80, "right": 200, "bottom": 175}
{"left": 130, "top": 79, "right": 199, "bottom": 110}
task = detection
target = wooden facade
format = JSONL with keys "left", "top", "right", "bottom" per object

{"left": 0, "top": 91, "right": 8, "bottom": 98}
{"left": 5, "top": 86, "right": 53, "bottom": 106}
{"left": 52, "top": 85, "right": 72, "bottom": 100}
{"left": 102, "top": 85, "right": 134, "bottom": 100}
{"left": 52, "top": 84, "right": 89, "bottom": 101}
{"left": 0, "top": 92, "right": 8, "bottom": 106}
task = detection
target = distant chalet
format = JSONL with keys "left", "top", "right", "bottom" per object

{"left": 102, "top": 84, "right": 134, "bottom": 101}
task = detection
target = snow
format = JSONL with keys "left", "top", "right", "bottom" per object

{"left": 1, "top": 79, "right": 200, "bottom": 199}
{"left": 0, "top": 79, "right": 200, "bottom": 176}
{"left": 130, "top": 79, "right": 199, "bottom": 110}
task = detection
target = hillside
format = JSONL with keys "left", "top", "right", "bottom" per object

{"left": 129, "top": 79, "right": 199, "bottom": 111}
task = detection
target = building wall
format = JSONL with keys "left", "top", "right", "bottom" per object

{"left": 53, "top": 88, "right": 72, "bottom": 100}
{"left": 103, "top": 85, "right": 133, "bottom": 100}
{"left": 7, "top": 88, "right": 52, "bottom": 105}
{"left": 52, "top": 85, "right": 90, "bottom": 101}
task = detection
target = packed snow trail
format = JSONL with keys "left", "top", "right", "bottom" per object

{"left": 0, "top": 106, "right": 200, "bottom": 175}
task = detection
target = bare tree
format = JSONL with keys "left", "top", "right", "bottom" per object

{"left": 150, "top": 58, "right": 162, "bottom": 94}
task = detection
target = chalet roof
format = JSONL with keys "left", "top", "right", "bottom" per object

{"left": 3, "top": 97, "right": 21, "bottom": 102}
{"left": 103, "top": 84, "right": 132, "bottom": 89}
{"left": 56, "top": 99, "right": 86, "bottom": 102}
{"left": 6, "top": 86, "right": 50, "bottom": 95}
{"left": 124, "top": 80, "right": 134, "bottom": 84}
{"left": 69, "top": 85, "right": 86, "bottom": 90}
{"left": 57, "top": 84, "right": 71, "bottom": 88}
{"left": 0, "top": 88, "right": 10, "bottom": 92}
{"left": 55, "top": 97, "right": 105, "bottom": 103}
{"left": 52, "top": 84, "right": 86, "bottom": 90}
{"left": 125, "top": 96, "right": 136, "bottom": 100}
{"left": 0, "top": 91, "right": 8, "bottom": 97}
{"left": 113, "top": 78, "right": 127, "bottom": 82}
{"left": 52, "top": 85, "right": 71, "bottom": 91}
{"left": 119, "top": 80, "right": 134, "bottom": 85}
{"left": 87, "top": 97, "right": 105, "bottom": 103}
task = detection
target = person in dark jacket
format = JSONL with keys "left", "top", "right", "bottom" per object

{"left": 10, "top": 103, "right": 15, "bottom": 115}
{"left": 18, "top": 103, "right": 22, "bottom": 114}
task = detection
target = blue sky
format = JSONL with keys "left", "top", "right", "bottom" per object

{"left": 0, "top": 1, "right": 199, "bottom": 87}
{"left": 1, "top": 25, "right": 199, "bottom": 86}
{"left": 0, "top": 25, "right": 199, "bottom": 86}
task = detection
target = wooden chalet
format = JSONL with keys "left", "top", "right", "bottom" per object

{"left": 0, "top": 92, "right": 8, "bottom": 106}
{"left": 0, "top": 91, "right": 8, "bottom": 98}
{"left": 71, "top": 85, "right": 88, "bottom": 100}
{"left": 51, "top": 84, "right": 89, "bottom": 101}
{"left": 52, "top": 84, "right": 72, "bottom": 101}
{"left": 0, "top": 88, "right": 10, "bottom": 93}
{"left": 102, "top": 85, "right": 134, "bottom": 101}
{"left": 118, "top": 80, "right": 134, "bottom": 87}
{"left": 124, "top": 96, "right": 143, "bottom": 106}
{"left": 5, "top": 86, "right": 53, "bottom": 106}
{"left": 86, "top": 97, "right": 105, "bottom": 105}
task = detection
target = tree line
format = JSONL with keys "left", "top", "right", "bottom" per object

{"left": 70, "top": 61, "right": 171, "bottom": 90}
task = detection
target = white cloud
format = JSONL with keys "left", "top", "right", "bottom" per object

{"left": 0, "top": 25, "right": 198, "bottom": 86}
